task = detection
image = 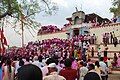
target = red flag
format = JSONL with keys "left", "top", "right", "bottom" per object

{"left": 1, "top": 27, "right": 7, "bottom": 45}
{"left": 3, "top": 37, "right": 7, "bottom": 45}
{"left": 0, "top": 47, "right": 1, "bottom": 53}
{"left": 1, "top": 27, "right": 4, "bottom": 42}
{"left": 0, "top": 27, "right": 8, "bottom": 55}
{"left": 1, "top": 44, "right": 5, "bottom": 54}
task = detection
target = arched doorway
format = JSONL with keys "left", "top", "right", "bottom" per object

{"left": 73, "top": 28, "right": 79, "bottom": 36}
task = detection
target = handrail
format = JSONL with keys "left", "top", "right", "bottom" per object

{"left": 38, "top": 23, "right": 120, "bottom": 36}
{"left": 38, "top": 30, "right": 67, "bottom": 36}
{"left": 90, "top": 23, "right": 120, "bottom": 29}
{"left": 90, "top": 51, "right": 120, "bottom": 53}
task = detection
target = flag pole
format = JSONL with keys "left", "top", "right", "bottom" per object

{"left": 21, "top": 16, "right": 24, "bottom": 47}
{"left": 19, "top": 4, "right": 24, "bottom": 47}
{"left": 0, "top": 28, "right": 1, "bottom": 55}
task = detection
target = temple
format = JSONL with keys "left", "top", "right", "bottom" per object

{"left": 37, "top": 10, "right": 120, "bottom": 58}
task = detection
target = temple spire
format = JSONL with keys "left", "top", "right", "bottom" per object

{"left": 80, "top": 4, "right": 82, "bottom": 11}
{"left": 75, "top": 7, "right": 78, "bottom": 12}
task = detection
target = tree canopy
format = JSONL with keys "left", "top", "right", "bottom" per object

{"left": 0, "top": 0, "right": 58, "bottom": 46}
{"left": 0, "top": 0, "right": 58, "bottom": 19}
{"left": 0, "top": 0, "right": 58, "bottom": 35}
{"left": 110, "top": 0, "right": 120, "bottom": 17}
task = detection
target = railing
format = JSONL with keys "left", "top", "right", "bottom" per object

{"left": 90, "top": 22, "right": 120, "bottom": 29}
{"left": 37, "top": 23, "right": 120, "bottom": 36}
{"left": 90, "top": 51, "right": 120, "bottom": 53}
{"left": 37, "top": 30, "right": 67, "bottom": 36}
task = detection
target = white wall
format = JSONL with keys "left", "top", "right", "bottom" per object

{"left": 37, "top": 31, "right": 67, "bottom": 41}
{"left": 89, "top": 23, "right": 120, "bottom": 44}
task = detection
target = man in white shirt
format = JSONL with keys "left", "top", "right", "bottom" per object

{"left": 99, "top": 57, "right": 108, "bottom": 80}
{"left": 24, "top": 57, "right": 31, "bottom": 65}
{"left": 15, "top": 60, "right": 19, "bottom": 74}
{"left": 79, "top": 61, "right": 88, "bottom": 80}
{"left": 98, "top": 47, "right": 102, "bottom": 61}
{"left": 32, "top": 56, "right": 42, "bottom": 69}
{"left": 41, "top": 58, "right": 56, "bottom": 77}
{"left": 84, "top": 63, "right": 101, "bottom": 80}
{"left": 82, "top": 41, "right": 87, "bottom": 61}
{"left": 43, "top": 63, "right": 66, "bottom": 80}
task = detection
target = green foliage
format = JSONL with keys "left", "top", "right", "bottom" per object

{"left": 110, "top": 0, "right": 120, "bottom": 16}
{"left": 0, "top": 0, "right": 19, "bottom": 18}
{"left": 0, "top": 0, "right": 58, "bottom": 28}
{"left": 0, "top": 0, "right": 58, "bottom": 19}
{"left": 112, "top": 0, "right": 120, "bottom": 7}
{"left": 0, "top": 0, "right": 58, "bottom": 36}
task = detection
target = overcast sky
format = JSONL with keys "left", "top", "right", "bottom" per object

{"left": 36, "top": 0, "right": 113, "bottom": 27}
{"left": 4, "top": 0, "right": 114, "bottom": 47}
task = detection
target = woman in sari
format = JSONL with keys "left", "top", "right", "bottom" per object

{"left": 117, "top": 55, "right": 120, "bottom": 67}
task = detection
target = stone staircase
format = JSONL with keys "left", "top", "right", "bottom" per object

{"left": 90, "top": 57, "right": 120, "bottom": 74}
{"left": 111, "top": 68, "right": 120, "bottom": 74}
{"left": 86, "top": 43, "right": 120, "bottom": 74}
{"left": 89, "top": 44, "right": 120, "bottom": 59}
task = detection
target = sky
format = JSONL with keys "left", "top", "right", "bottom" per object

{"left": 36, "top": 0, "right": 113, "bottom": 27}
{"left": 4, "top": 0, "right": 114, "bottom": 47}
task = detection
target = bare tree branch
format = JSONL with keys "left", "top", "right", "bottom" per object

{"left": 42, "top": 0, "right": 51, "bottom": 10}
{"left": 25, "top": 10, "right": 41, "bottom": 18}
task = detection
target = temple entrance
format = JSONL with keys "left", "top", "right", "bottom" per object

{"left": 66, "top": 33, "right": 70, "bottom": 39}
{"left": 73, "top": 28, "right": 79, "bottom": 36}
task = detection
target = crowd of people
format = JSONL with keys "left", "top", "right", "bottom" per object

{"left": 37, "top": 22, "right": 109, "bottom": 35}
{"left": 102, "top": 31, "right": 119, "bottom": 47}
{"left": 0, "top": 53, "right": 110, "bottom": 80}
{"left": 113, "top": 53, "right": 120, "bottom": 67}
{"left": 37, "top": 25, "right": 60, "bottom": 35}
{"left": 37, "top": 18, "right": 111, "bottom": 35}
{"left": 2, "top": 29, "right": 120, "bottom": 80}
{"left": 0, "top": 33, "right": 120, "bottom": 80}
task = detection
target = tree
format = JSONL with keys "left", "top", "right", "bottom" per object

{"left": 0, "top": 0, "right": 58, "bottom": 47}
{"left": 0, "top": 0, "right": 58, "bottom": 19}
{"left": 110, "top": 0, "right": 120, "bottom": 17}
{"left": 0, "top": 0, "right": 58, "bottom": 30}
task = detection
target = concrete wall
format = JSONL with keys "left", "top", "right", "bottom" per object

{"left": 37, "top": 31, "right": 67, "bottom": 41}
{"left": 37, "top": 23, "right": 120, "bottom": 53}
{"left": 89, "top": 23, "right": 120, "bottom": 57}
{"left": 37, "top": 23, "right": 120, "bottom": 44}
{"left": 89, "top": 23, "right": 120, "bottom": 44}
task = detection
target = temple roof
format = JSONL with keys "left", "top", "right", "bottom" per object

{"left": 66, "top": 17, "right": 72, "bottom": 21}
{"left": 84, "top": 13, "right": 111, "bottom": 23}
{"left": 66, "top": 13, "right": 111, "bottom": 23}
